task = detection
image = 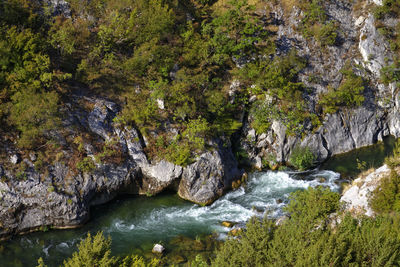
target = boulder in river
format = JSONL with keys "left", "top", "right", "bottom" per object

{"left": 152, "top": 244, "right": 165, "bottom": 254}
{"left": 221, "top": 221, "right": 235, "bottom": 228}
{"left": 178, "top": 140, "right": 243, "bottom": 205}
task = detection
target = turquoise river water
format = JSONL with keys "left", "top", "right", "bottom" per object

{"left": 1, "top": 170, "right": 340, "bottom": 266}
{"left": 0, "top": 136, "right": 396, "bottom": 266}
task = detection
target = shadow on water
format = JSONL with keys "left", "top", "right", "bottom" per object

{"left": 0, "top": 192, "right": 193, "bottom": 267}
{"left": 321, "top": 135, "right": 396, "bottom": 180}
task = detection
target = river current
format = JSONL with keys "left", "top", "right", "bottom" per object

{"left": 0, "top": 170, "right": 341, "bottom": 266}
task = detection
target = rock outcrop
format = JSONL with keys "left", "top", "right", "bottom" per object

{"left": 0, "top": 158, "right": 140, "bottom": 239}
{"left": 341, "top": 165, "right": 391, "bottom": 216}
{"left": 178, "top": 141, "right": 243, "bottom": 205}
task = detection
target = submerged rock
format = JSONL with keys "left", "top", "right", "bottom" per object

{"left": 221, "top": 221, "right": 235, "bottom": 228}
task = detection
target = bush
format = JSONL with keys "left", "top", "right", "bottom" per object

{"left": 370, "top": 170, "right": 400, "bottom": 213}
{"left": 213, "top": 187, "right": 400, "bottom": 267}
{"left": 76, "top": 157, "right": 96, "bottom": 173}
{"left": 315, "top": 21, "right": 338, "bottom": 46}
{"left": 319, "top": 67, "right": 365, "bottom": 113}
{"left": 289, "top": 145, "right": 316, "bottom": 170}
{"left": 63, "top": 232, "right": 118, "bottom": 267}
{"left": 38, "top": 232, "right": 160, "bottom": 267}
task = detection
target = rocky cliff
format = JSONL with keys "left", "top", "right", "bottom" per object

{"left": 240, "top": 0, "right": 400, "bottom": 169}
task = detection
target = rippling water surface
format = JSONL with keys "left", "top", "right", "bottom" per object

{"left": 0, "top": 170, "right": 340, "bottom": 266}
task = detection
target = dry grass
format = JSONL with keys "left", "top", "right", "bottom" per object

{"left": 280, "top": 0, "right": 299, "bottom": 14}
{"left": 213, "top": 0, "right": 269, "bottom": 12}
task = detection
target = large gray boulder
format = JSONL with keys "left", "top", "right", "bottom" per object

{"left": 178, "top": 142, "right": 243, "bottom": 205}
{"left": 141, "top": 160, "right": 182, "bottom": 195}
{"left": 341, "top": 165, "right": 390, "bottom": 217}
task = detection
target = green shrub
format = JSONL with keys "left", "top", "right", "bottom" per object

{"left": 370, "top": 170, "right": 400, "bottom": 213}
{"left": 249, "top": 100, "right": 272, "bottom": 134}
{"left": 38, "top": 232, "right": 160, "bottom": 267}
{"left": 380, "top": 62, "right": 400, "bottom": 85}
{"left": 374, "top": 0, "right": 400, "bottom": 19}
{"left": 319, "top": 67, "right": 365, "bottom": 113}
{"left": 298, "top": 0, "right": 338, "bottom": 46}
{"left": 76, "top": 157, "right": 96, "bottom": 173}
{"left": 285, "top": 186, "right": 340, "bottom": 222}
{"left": 289, "top": 145, "right": 316, "bottom": 171}
{"left": 213, "top": 187, "right": 400, "bottom": 267}
{"left": 62, "top": 232, "right": 118, "bottom": 267}
{"left": 315, "top": 21, "right": 338, "bottom": 46}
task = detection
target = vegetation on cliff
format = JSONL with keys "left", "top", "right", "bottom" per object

{"left": 0, "top": 0, "right": 370, "bottom": 170}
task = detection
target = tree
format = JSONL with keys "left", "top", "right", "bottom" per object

{"left": 63, "top": 232, "right": 118, "bottom": 267}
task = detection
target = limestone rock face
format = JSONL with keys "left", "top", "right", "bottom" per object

{"left": 359, "top": 15, "right": 392, "bottom": 77}
{"left": 141, "top": 160, "right": 183, "bottom": 194}
{"left": 240, "top": 1, "right": 398, "bottom": 168}
{"left": 88, "top": 100, "right": 118, "bottom": 140}
{"left": 0, "top": 159, "right": 139, "bottom": 239}
{"left": 178, "top": 142, "right": 243, "bottom": 205}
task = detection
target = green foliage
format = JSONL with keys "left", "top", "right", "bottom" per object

{"left": 284, "top": 186, "right": 340, "bottom": 223}
{"left": 249, "top": 100, "right": 272, "bottom": 134}
{"left": 119, "top": 255, "right": 160, "bottom": 267}
{"left": 380, "top": 61, "right": 400, "bottom": 85}
{"left": 63, "top": 232, "right": 118, "bottom": 267}
{"left": 356, "top": 158, "right": 368, "bottom": 172}
{"left": 189, "top": 255, "right": 209, "bottom": 267}
{"left": 0, "top": 1, "right": 70, "bottom": 149}
{"left": 242, "top": 51, "right": 317, "bottom": 136}
{"left": 164, "top": 139, "right": 193, "bottom": 167}
{"left": 147, "top": 117, "right": 210, "bottom": 166}
{"left": 374, "top": 0, "right": 400, "bottom": 83}
{"left": 299, "top": 0, "right": 338, "bottom": 46}
{"left": 319, "top": 66, "right": 365, "bottom": 114}
{"left": 315, "top": 21, "right": 338, "bottom": 46}
{"left": 183, "top": 117, "right": 210, "bottom": 150}
{"left": 94, "top": 138, "right": 123, "bottom": 165}
{"left": 38, "top": 232, "right": 160, "bottom": 267}
{"left": 370, "top": 170, "right": 400, "bottom": 214}
{"left": 385, "top": 138, "right": 400, "bottom": 168}
{"left": 36, "top": 257, "right": 47, "bottom": 267}
{"left": 374, "top": 0, "right": 400, "bottom": 19}
{"left": 76, "top": 157, "right": 96, "bottom": 173}
{"left": 214, "top": 187, "right": 400, "bottom": 266}
{"left": 289, "top": 145, "right": 316, "bottom": 170}
{"left": 203, "top": 0, "right": 270, "bottom": 65}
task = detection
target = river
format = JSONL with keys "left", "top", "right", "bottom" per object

{"left": 0, "top": 170, "right": 340, "bottom": 266}
{"left": 0, "top": 136, "right": 396, "bottom": 266}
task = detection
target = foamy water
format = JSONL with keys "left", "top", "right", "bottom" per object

{"left": 1, "top": 170, "right": 340, "bottom": 266}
